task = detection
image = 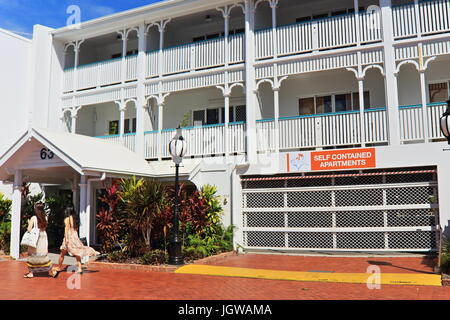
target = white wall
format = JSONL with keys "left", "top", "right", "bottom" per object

{"left": 0, "top": 29, "right": 31, "bottom": 156}
{"left": 397, "top": 58, "right": 450, "bottom": 106}
{"left": 258, "top": 69, "right": 386, "bottom": 119}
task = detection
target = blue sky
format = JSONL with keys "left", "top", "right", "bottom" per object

{"left": 0, "top": 0, "right": 164, "bottom": 37}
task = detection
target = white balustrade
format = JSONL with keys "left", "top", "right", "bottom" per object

{"left": 399, "top": 106, "right": 424, "bottom": 142}
{"left": 320, "top": 112, "right": 360, "bottom": 147}
{"left": 365, "top": 109, "right": 388, "bottom": 144}
{"left": 279, "top": 116, "right": 317, "bottom": 150}
{"left": 229, "top": 33, "right": 245, "bottom": 64}
{"left": 393, "top": 0, "right": 450, "bottom": 39}
{"left": 123, "top": 133, "right": 136, "bottom": 152}
{"left": 97, "top": 134, "right": 136, "bottom": 152}
{"left": 400, "top": 103, "right": 447, "bottom": 142}
{"left": 126, "top": 55, "right": 138, "bottom": 81}
{"left": 229, "top": 122, "right": 246, "bottom": 154}
{"left": 428, "top": 102, "right": 446, "bottom": 139}
{"left": 256, "top": 121, "right": 276, "bottom": 152}
{"left": 317, "top": 14, "right": 356, "bottom": 50}
{"left": 144, "top": 131, "right": 158, "bottom": 159}
{"left": 360, "top": 9, "right": 382, "bottom": 43}
{"left": 146, "top": 51, "right": 159, "bottom": 78}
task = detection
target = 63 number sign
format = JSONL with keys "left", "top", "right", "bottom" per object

{"left": 40, "top": 148, "right": 55, "bottom": 160}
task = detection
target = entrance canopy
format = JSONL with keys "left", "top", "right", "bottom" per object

{"left": 0, "top": 128, "right": 156, "bottom": 183}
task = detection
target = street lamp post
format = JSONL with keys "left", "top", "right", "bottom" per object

{"left": 168, "top": 127, "right": 187, "bottom": 265}
{"left": 440, "top": 99, "right": 450, "bottom": 145}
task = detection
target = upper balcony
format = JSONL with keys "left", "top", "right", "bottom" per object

{"left": 61, "top": 0, "right": 450, "bottom": 95}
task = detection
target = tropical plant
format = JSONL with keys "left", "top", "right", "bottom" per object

{"left": 179, "top": 112, "right": 191, "bottom": 128}
{"left": 118, "top": 178, "right": 168, "bottom": 254}
{"left": 140, "top": 249, "right": 168, "bottom": 265}
{"left": 96, "top": 184, "right": 124, "bottom": 253}
{"left": 200, "top": 185, "right": 224, "bottom": 240}
{"left": 0, "top": 193, "right": 12, "bottom": 223}
{"left": 0, "top": 221, "right": 11, "bottom": 254}
{"left": 184, "top": 233, "right": 220, "bottom": 258}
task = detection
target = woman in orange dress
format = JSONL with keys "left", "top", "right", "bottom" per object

{"left": 55, "top": 207, "right": 99, "bottom": 274}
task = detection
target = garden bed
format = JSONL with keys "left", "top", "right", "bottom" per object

{"left": 88, "top": 251, "right": 238, "bottom": 273}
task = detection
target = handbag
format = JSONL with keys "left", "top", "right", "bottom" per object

{"left": 21, "top": 217, "right": 40, "bottom": 248}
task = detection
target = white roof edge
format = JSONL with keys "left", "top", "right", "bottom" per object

{"left": 0, "top": 28, "right": 32, "bottom": 43}
{"left": 0, "top": 131, "right": 29, "bottom": 168}
{"left": 51, "top": 0, "right": 183, "bottom": 35}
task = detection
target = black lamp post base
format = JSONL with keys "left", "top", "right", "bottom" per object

{"left": 168, "top": 236, "right": 184, "bottom": 266}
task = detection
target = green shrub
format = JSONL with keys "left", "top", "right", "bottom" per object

{"left": 140, "top": 250, "right": 168, "bottom": 265}
{"left": 0, "top": 193, "right": 12, "bottom": 223}
{"left": 0, "top": 221, "right": 11, "bottom": 254}
{"left": 106, "top": 250, "right": 129, "bottom": 263}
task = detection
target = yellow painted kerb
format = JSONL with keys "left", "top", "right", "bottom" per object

{"left": 176, "top": 265, "right": 442, "bottom": 287}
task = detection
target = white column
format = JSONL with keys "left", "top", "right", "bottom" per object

{"left": 10, "top": 171, "right": 22, "bottom": 260}
{"left": 121, "top": 31, "right": 128, "bottom": 84}
{"left": 380, "top": 0, "right": 401, "bottom": 146}
{"left": 157, "top": 102, "right": 164, "bottom": 160}
{"left": 273, "top": 87, "right": 280, "bottom": 153}
{"left": 73, "top": 46, "right": 79, "bottom": 92}
{"left": 245, "top": 0, "right": 258, "bottom": 163}
{"left": 119, "top": 102, "right": 126, "bottom": 143}
{"left": 136, "top": 23, "right": 147, "bottom": 157}
{"left": 419, "top": 69, "right": 429, "bottom": 142}
{"left": 71, "top": 112, "right": 78, "bottom": 134}
{"left": 72, "top": 174, "right": 79, "bottom": 213}
{"left": 358, "top": 78, "right": 366, "bottom": 146}
{"left": 270, "top": 1, "right": 278, "bottom": 58}
{"left": 78, "top": 176, "right": 88, "bottom": 240}
{"left": 224, "top": 93, "right": 230, "bottom": 162}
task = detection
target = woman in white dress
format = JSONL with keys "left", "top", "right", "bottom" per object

{"left": 24, "top": 203, "right": 58, "bottom": 278}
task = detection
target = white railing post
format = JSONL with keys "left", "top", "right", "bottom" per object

{"left": 315, "top": 117, "right": 323, "bottom": 149}
{"left": 312, "top": 20, "right": 319, "bottom": 52}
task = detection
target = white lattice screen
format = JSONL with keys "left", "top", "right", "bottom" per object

{"left": 241, "top": 169, "right": 439, "bottom": 252}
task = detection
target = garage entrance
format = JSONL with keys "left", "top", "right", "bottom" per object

{"left": 241, "top": 168, "right": 440, "bottom": 252}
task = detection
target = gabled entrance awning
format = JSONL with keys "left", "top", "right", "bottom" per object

{"left": 0, "top": 128, "right": 156, "bottom": 183}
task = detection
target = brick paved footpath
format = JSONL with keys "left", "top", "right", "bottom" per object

{"left": 1, "top": 255, "right": 450, "bottom": 300}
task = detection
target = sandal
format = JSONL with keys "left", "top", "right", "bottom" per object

{"left": 23, "top": 273, "right": 34, "bottom": 279}
{"left": 51, "top": 269, "right": 61, "bottom": 279}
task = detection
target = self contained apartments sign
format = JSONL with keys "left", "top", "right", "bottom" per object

{"left": 287, "top": 148, "right": 376, "bottom": 172}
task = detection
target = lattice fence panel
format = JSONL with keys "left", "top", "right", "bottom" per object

{"left": 288, "top": 232, "right": 334, "bottom": 249}
{"left": 388, "top": 231, "right": 436, "bottom": 249}
{"left": 336, "top": 232, "right": 385, "bottom": 249}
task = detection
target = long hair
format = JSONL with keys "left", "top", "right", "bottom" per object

{"left": 34, "top": 202, "right": 48, "bottom": 230}
{"left": 64, "top": 206, "right": 80, "bottom": 229}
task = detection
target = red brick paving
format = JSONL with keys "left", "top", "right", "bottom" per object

{"left": 1, "top": 255, "right": 450, "bottom": 300}
{"left": 208, "top": 254, "right": 438, "bottom": 274}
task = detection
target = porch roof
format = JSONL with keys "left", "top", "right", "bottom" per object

{"left": 0, "top": 128, "right": 156, "bottom": 182}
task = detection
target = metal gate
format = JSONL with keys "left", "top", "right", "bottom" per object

{"left": 241, "top": 169, "right": 440, "bottom": 252}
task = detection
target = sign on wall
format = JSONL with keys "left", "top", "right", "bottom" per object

{"left": 287, "top": 148, "right": 376, "bottom": 172}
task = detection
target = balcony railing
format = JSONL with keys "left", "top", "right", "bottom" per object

{"left": 392, "top": 0, "right": 450, "bottom": 39}
{"left": 256, "top": 103, "right": 445, "bottom": 152}
{"left": 255, "top": 9, "right": 382, "bottom": 59}
{"left": 62, "top": 0, "right": 450, "bottom": 94}
{"left": 95, "top": 102, "right": 446, "bottom": 159}
{"left": 142, "top": 122, "right": 246, "bottom": 160}
{"left": 64, "top": 34, "right": 245, "bottom": 92}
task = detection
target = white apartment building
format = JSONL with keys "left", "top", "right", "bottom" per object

{"left": 1, "top": 0, "right": 450, "bottom": 259}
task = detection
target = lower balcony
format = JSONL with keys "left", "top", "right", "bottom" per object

{"left": 94, "top": 102, "right": 446, "bottom": 159}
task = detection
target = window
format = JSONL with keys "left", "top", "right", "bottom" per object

{"left": 109, "top": 121, "right": 119, "bottom": 135}
{"left": 193, "top": 28, "right": 244, "bottom": 42}
{"left": 352, "top": 92, "right": 371, "bottom": 110}
{"left": 124, "top": 118, "right": 137, "bottom": 134}
{"left": 429, "top": 82, "right": 449, "bottom": 103}
{"left": 108, "top": 118, "right": 136, "bottom": 135}
{"left": 297, "top": 7, "right": 364, "bottom": 23}
{"left": 111, "top": 50, "right": 138, "bottom": 59}
{"left": 299, "top": 91, "right": 371, "bottom": 115}
{"left": 192, "top": 105, "right": 246, "bottom": 126}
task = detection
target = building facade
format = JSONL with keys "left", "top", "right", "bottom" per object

{"left": 2, "top": 0, "right": 450, "bottom": 258}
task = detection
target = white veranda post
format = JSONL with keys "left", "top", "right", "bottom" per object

{"left": 10, "top": 170, "right": 22, "bottom": 260}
